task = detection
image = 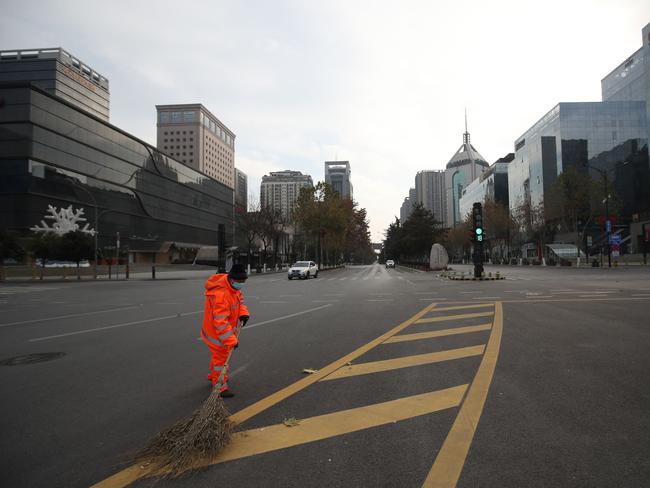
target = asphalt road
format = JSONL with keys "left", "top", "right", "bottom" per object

{"left": 1, "top": 263, "right": 649, "bottom": 488}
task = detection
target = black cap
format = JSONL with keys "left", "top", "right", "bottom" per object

{"left": 228, "top": 263, "right": 248, "bottom": 280}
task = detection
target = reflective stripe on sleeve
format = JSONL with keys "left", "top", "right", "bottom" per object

{"left": 213, "top": 314, "right": 228, "bottom": 319}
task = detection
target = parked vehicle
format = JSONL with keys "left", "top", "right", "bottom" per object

{"left": 288, "top": 261, "right": 319, "bottom": 280}
{"left": 385, "top": 259, "right": 395, "bottom": 268}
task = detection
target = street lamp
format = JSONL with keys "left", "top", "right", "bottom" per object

{"left": 584, "top": 162, "right": 628, "bottom": 268}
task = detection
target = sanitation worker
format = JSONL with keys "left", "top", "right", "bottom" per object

{"left": 201, "top": 263, "right": 250, "bottom": 397}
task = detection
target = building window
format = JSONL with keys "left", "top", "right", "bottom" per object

{"left": 159, "top": 112, "right": 170, "bottom": 123}
{"left": 183, "top": 111, "right": 195, "bottom": 123}
{"left": 171, "top": 112, "right": 182, "bottom": 123}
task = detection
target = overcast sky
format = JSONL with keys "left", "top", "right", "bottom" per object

{"left": 2, "top": 0, "right": 648, "bottom": 240}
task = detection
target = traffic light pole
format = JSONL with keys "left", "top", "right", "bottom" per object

{"left": 472, "top": 202, "right": 484, "bottom": 278}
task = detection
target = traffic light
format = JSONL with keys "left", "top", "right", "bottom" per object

{"left": 472, "top": 203, "right": 484, "bottom": 243}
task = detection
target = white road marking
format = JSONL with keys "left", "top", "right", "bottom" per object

{"left": 1, "top": 305, "right": 141, "bottom": 328}
{"left": 367, "top": 299, "right": 393, "bottom": 302}
{"left": 260, "top": 301, "right": 288, "bottom": 304}
{"left": 30, "top": 310, "right": 202, "bottom": 342}
{"left": 243, "top": 304, "right": 333, "bottom": 330}
{"left": 632, "top": 294, "right": 650, "bottom": 297}
{"left": 419, "top": 298, "right": 448, "bottom": 300}
{"left": 473, "top": 296, "right": 501, "bottom": 299}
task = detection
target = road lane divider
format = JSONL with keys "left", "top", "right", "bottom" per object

{"left": 384, "top": 324, "right": 492, "bottom": 344}
{"left": 0, "top": 305, "right": 141, "bottom": 328}
{"left": 205, "top": 385, "right": 468, "bottom": 465}
{"left": 28, "top": 311, "right": 202, "bottom": 342}
{"left": 415, "top": 311, "right": 494, "bottom": 324}
{"left": 242, "top": 304, "right": 333, "bottom": 330}
{"left": 322, "top": 345, "right": 485, "bottom": 381}
{"left": 422, "top": 302, "right": 503, "bottom": 488}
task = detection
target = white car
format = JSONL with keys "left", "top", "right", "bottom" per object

{"left": 385, "top": 260, "right": 395, "bottom": 268}
{"left": 288, "top": 261, "right": 319, "bottom": 280}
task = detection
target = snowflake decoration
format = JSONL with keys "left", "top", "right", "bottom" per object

{"left": 30, "top": 205, "right": 95, "bottom": 236}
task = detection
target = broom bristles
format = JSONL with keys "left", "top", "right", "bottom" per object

{"left": 133, "top": 387, "right": 233, "bottom": 478}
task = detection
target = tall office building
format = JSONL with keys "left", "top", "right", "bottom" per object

{"left": 156, "top": 104, "right": 235, "bottom": 189}
{"left": 234, "top": 168, "right": 248, "bottom": 212}
{"left": 260, "top": 170, "right": 313, "bottom": 220}
{"left": 444, "top": 125, "right": 489, "bottom": 227}
{"left": 415, "top": 170, "right": 446, "bottom": 224}
{"left": 0, "top": 47, "right": 110, "bottom": 121}
{"left": 399, "top": 187, "right": 417, "bottom": 223}
{"left": 324, "top": 161, "right": 353, "bottom": 200}
{"left": 601, "top": 22, "right": 650, "bottom": 134}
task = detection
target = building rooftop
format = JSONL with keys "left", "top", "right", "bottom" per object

{"left": 0, "top": 47, "right": 109, "bottom": 90}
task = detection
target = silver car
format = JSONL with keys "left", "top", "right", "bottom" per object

{"left": 288, "top": 261, "right": 319, "bottom": 280}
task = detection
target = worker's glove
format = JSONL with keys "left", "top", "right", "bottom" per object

{"left": 239, "top": 315, "right": 250, "bottom": 327}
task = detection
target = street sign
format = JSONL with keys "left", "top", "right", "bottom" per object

{"left": 606, "top": 220, "right": 612, "bottom": 232}
{"left": 586, "top": 235, "right": 593, "bottom": 246}
{"left": 609, "top": 234, "right": 621, "bottom": 245}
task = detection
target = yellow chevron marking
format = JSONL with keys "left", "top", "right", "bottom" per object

{"left": 322, "top": 345, "right": 485, "bottom": 381}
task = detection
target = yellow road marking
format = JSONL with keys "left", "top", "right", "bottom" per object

{"left": 384, "top": 324, "right": 492, "bottom": 344}
{"left": 422, "top": 301, "right": 503, "bottom": 488}
{"left": 416, "top": 311, "right": 494, "bottom": 324}
{"left": 430, "top": 303, "right": 494, "bottom": 312}
{"left": 203, "top": 385, "right": 468, "bottom": 466}
{"left": 322, "top": 345, "right": 485, "bottom": 381}
{"left": 92, "top": 302, "right": 440, "bottom": 488}
{"left": 230, "top": 302, "right": 438, "bottom": 424}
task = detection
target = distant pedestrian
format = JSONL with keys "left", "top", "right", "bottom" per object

{"left": 201, "top": 263, "right": 250, "bottom": 397}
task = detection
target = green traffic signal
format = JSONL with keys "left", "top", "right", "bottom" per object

{"left": 475, "top": 228, "right": 483, "bottom": 235}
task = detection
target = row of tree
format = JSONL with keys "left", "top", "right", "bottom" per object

{"left": 235, "top": 182, "right": 375, "bottom": 267}
{"left": 1, "top": 230, "right": 95, "bottom": 279}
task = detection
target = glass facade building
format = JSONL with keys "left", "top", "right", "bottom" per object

{"left": 459, "top": 155, "right": 512, "bottom": 219}
{"left": 601, "top": 22, "right": 650, "bottom": 139}
{"left": 0, "top": 83, "right": 234, "bottom": 261}
{"left": 510, "top": 101, "right": 649, "bottom": 221}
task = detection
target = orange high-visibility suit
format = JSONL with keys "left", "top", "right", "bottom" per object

{"left": 201, "top": 273, "right": 249, "bottom": 391}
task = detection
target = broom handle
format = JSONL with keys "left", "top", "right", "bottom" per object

{"left": 212, "top": 319, "right": 245, "bottom": 392}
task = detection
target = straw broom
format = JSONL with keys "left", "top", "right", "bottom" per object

{"left": 133, "top": 322, "right": 244, "bottom": 478}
